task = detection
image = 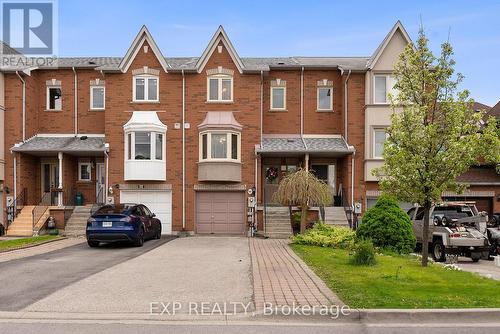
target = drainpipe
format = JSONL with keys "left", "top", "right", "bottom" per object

{"left": 300, "top": 66, "right": 304, "bottom": 137}
{"left": 260, "top": 70, "right": 263, "bottom": 146}
{"left": 181, "top": 70, "right": 186, "bottom": 231}
{"left": 57, "top": 152, "right": 63, "bottom": 206}
{"left": 104, "top": 148, "right": 109, "bottom": 204}
{"left": 15, "top": 71, "right": 26, "bottom": 142}
{"left": 72, "top": 67, "right": 78, "bottom": 136}
{"left": 351, "top": 151, "right": 355, "bottom": 207}
{"left": 344, "top": 69, "right": 352, "bottom": 142}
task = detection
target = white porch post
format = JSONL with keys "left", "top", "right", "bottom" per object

{"left": 58, "top": 152, "right": 63, "bottom": 207}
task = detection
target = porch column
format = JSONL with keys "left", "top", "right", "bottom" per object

{"left": 58, "top": 152, "right": 63, "bottom": 207}
{"left": 304, "top": 153, "right": 309, "bottom": 171}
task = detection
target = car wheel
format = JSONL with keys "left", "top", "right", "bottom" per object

{"left": 432, "top": 240, "right": 446, "bottom": 262}
{"left": 155, "top": 226, "right": 162, "bottom": 239}
{"left": 87, "top": 240, "right": 99, "bottom": 248}
{"left": 471, "top": 252, "right": 481, "bottom": 262}
{"left": 134, "top": 228, "right": 144, "bottom": 247}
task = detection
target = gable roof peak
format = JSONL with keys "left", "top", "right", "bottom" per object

{"left": 195, "top": 25, "right": 244, "bottom": 74}
{"left": 118, "top": 25, "right": 170, "bottom": 73}
{"left": 368, "top": 20, "right": 412, "bottom": 69}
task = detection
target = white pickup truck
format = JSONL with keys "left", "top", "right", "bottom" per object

{"left": 407, "top": 202, "right": 490, "bottom": 262}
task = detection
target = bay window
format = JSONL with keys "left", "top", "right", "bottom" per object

{"left": 133, "top": 75, "right": 159, "bottom": 102}
{"left": 126, "top": 131, "right": 164, "bottom": 161}
{"left": 199, "top": 131, "right": 240, "bottom": 162}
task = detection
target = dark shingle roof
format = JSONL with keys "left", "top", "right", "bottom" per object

{"left": 12, "top": 136, "right": 106, "bottom": 153}
{"left": 258, "top": 136, "right": 352, "bottom": 154}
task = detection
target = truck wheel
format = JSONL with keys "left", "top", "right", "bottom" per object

{"left": 441, "top": 217, "right": 448, "bottom": 226}
{"left": 432, "top": 240, "right": 446, "bottom": 262}
{"left": 471, "top": 252, "right": 481, "bottom": 262}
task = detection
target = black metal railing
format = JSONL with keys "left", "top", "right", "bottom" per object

{"left": 63, "top": 187, "right": 76, "bottom": 206}
{"left": 340, "top": 187, "right": 354, "bottom": 228}
{"left": 32, "top": 192, "right": 51, "bottom": 232}
{"left": 6, "top": 188, "right": 27, "bottom": 229}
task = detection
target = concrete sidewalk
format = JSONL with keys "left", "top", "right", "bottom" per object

{"left": 24, "top": 237, "right": 253, "bottom": 314}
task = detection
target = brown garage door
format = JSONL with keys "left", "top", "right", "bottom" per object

{"left": 196, "top": 192, "right": 245, "bottom": 234}
{"left": 443, "top": 196, "right": 494, "bottom": 217}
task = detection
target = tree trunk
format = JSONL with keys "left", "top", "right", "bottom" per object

{"left": 421, "top": 204, "right": 431, "bottom": 267}
{"left": 300, "top": 205, "right": 308, "bottom": 234}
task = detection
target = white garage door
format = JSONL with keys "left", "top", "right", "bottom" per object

{"left": 120, "top": 190, "right": 172, "bottom": 235}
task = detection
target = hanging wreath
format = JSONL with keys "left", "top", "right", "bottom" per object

{"left": 266, "top": 167, "right": 279, "bottom": 182}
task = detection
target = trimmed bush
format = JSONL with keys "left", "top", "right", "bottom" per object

{"left": 351, "top": 240, "right": 377, "bottom": 266}
{"left": 292, "top": 223, "right": 355, "bottom": 249}
{"left": 356, "top": 195, "right": 416, "bottom": 254}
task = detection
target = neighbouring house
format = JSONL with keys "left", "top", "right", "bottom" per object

{"left": 1, "top": 21, "right": 498, "bottom": 237}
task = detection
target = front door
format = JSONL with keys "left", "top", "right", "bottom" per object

{"left": 41, "top": 163, "right": 59, "bottom": 205}
{"left": 311, "top": 164, "right": 336, "bottom": 204}
{"left": 96, "top": 163, "right": 105, "bottom": 204}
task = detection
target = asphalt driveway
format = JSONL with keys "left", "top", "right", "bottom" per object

{"left": 24, "top": 237, "right": 253, "bottom": 314}
{"left": 0, "top": 237, "right": 174, "bottom": 311}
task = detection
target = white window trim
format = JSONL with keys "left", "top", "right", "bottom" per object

{"left": 206, "top": 74, "right": 233, "bottom": 102}
{"left": 132, "top": 74, "right": 159, "bottom": 103}
{"left": 125, "top": 131, "right": 165, "bottom": 162}
{"left": 317, "top": 87, "right": 333, "bottom": 111}
{"left": 373, "top": 74, "right": 397, "bottom": 105}
{"left": 78, "top": 162, "right": 92, "bottom": 181}
{"left": 46, "top": 86, "right": 62, "bottom": 111}
{"left": 270, "top": 86, "right": 286, "bottom": 111}
{"left": 372, "top": 127, "right": 388, "bottom": 159}
{"left": 90, "top": 86, "right": 105, "bottom": 110}
{"left": 199, "top": 131, "right": 241, "bottom": 162}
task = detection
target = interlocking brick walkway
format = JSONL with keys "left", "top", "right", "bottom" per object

{"left": 0, "top": 238, "right": 84, "bottom": 263}
{"left": 250, "top": 238, "right": 343, "bottom": 310}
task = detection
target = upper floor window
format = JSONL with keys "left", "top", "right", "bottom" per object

{"left": 200, "top": 131, "right": 240, "bottom": 162}
{"left": 373, "top": 128, "right": 388, "bottom": 158}
{"left": 46, "top": 86, "right": 62, "bottom": 111}
{"left": 270, "top": 79, "right": 286, "bottom": 111}
{"left": 207, "top": 75, "right": 233, "bottom": 102}
{"left": 374, "top": 75, "right": 397, "bottom": 104}
{"left": 126, "top": 131, "right": 164, "bottom": 161}
{"left": 90, "top": 85, "right": 105, "bottom": 110}
{"left": 133, "top": 75, "right": 159, "bottom": 102}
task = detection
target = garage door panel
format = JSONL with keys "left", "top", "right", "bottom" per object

{"left": 120, "top": 190, "right": 172, "bottom": 235}
{"left": 196, "top": 192, "right": 244, "bottom": 235}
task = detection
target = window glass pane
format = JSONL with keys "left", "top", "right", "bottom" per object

{"left": 127, "top": 133, "right": 132, "bottom": 160}
{"left": 148, "top": 78, "right": 158, "bottom": 100}
{"left": 80, "top": 164, "right": 90, "bottom": 180}
{"left": 221, "top": 79, "right": 231, "bottom": 100}
{"left": 134, "top": 132, "right": 151, "bottom": 160}
{"left": 155, "top": 133, "right": 163, "bottom": 160}
{"left": 92, "top": 87, "right": 104, "bottom": 109}
{"left": 202, "top": 134, "right": 207, "bottom": 159}
{"left": 374, "top": 76, "right": 387, "bottom": 103}
{"left": 318, "top": 88, "right": 332, "bottom": 110}
{"left": 209, "top": 78, "right": 219, "bottom": 100}
{"left": 135, "top": 78, "right": 145, "bottom": 100}
{"left": 49, "top": 87, "right": 62, "bottom": 110}
{"left": 374, "top": 129, "right": 386, "bottom": 157}
{"left": 211, "top": 133, "right": 227, "bottom": 159}
{"left": 272, "top": 87, "right": 285, "bottom": 109}
{"left": 231, "top": 134, "right": 238, "bottom": 160}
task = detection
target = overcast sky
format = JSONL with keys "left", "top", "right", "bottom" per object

{"left": 57, "top": 0, "right": 500, "bottom": 106}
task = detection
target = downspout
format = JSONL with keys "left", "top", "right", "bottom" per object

{"left": 344, "top": 69, "right": 352, "bottom": 141}
{"left": 300, "top": 66, "right": 304, "bottom": 137}
{"left": 257, "top": 70, "right": 263, "bottom": 205}
{"left": 351, "top": 151, "right": 355, "bottom": 207}
{"left": 72, "top": 67, "right": 78, "bottom": 136}
{"left": 104, "top": 148, "right": 109, "bottom": 204}
{"left": 15, "top": 71, "right": 26, "bottom": 142}
{"left": 181, "top": 70, "right": 186, "bottom": 231}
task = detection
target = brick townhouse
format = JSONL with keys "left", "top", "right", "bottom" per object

{"left": 1, "top": 21, "right": 498, "bottom": 237}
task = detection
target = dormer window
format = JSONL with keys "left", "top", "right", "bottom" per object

{"left": 206, "top": 67, "right": 234, "bottom": 102}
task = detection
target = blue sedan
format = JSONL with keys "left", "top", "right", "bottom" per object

{"left": 86, "top": 204, "right": 162, "bottom": 247}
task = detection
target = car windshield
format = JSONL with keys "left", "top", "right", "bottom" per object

{"left": 94, "top": 205, "right": 132, "bottom": 215}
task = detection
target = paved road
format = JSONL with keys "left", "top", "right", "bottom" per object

{"left": 0, "top": 237, "right": 174, "bottom": 311}
{"left": 0, "top": 321, "right": 499, "bottom": 334}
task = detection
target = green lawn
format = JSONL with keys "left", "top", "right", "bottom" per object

{"left": 291, "top": 244, "right": 500, "bottom": 309}
{"left": 0, "top": 235, "right": 61, "bottom": 252}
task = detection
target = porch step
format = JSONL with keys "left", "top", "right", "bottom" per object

{"left": 262, "top": 207, "right": 293, "bottom": 239}
{"left": 323, "top": 207, "right": 349, "bottom": 227}
{"left": 63, "top": 206, "right": 92, "bottom": 237}
{"left": 6, "top": 206, "right": 36, "bottom": 237}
